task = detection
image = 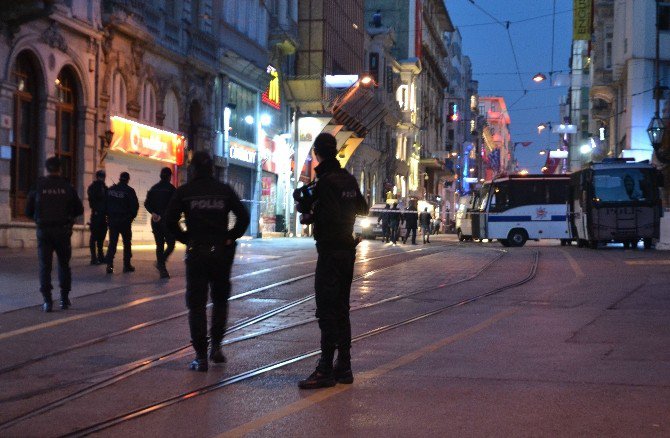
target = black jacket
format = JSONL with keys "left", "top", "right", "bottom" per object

{"left": 164, "top": 175, "right": 250, "bottom": 245}
{"left": 403, "top": 209, "right": 418, "bottom": 228}
{"left": 87, "top": 180, "right": 107, "bottom": 214}
{"left": 312, "top": 158, "right": 368, "bottom": 249}
{"left": 25, "top": 176, "right": 84, "bottom": 227}
{"left": 144, "top": 180, "right": 176, "bottom": 217}
{"left": 106, "top": 182, "right": 139, "bottom": 224}
{"left": 388, "top": 207, "right": 401, "bottom": 226}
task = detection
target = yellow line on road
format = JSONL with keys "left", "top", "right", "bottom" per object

{"left": 561, "top": 249, "right": 585, "bottom": 279}
{"left": 217, "top": 307, "right": 518, "bottom": 438}
{"left": 0, "top": 290, "right": 185, "bottom": 341}
{"left": 625, "top": 260, "right": 670, "bottom": 265}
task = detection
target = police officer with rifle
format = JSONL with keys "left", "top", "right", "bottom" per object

{"left": 294, "top": 133, "right": 368, "bottom": 389}
{"left": 25, "top": 157, "right": 84, "bottom": 312}
{"left": 165, "top": 151, "right": 250, "bottom": 372}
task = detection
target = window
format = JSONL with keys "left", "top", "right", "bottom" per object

{"left": 659, "top": 3, "right": 670, "bottom": 31}
{"left": 11, "top": 52, "right": 41, "bottom": 218}
{"left": 141, "top": 82, "right": 156, "bottom": 124}
{"left": 163, "top": 90, "right": 179, "bottom": 131}
{"left": 489, "top": 181, "right": 510, "bottom": 212}
{"left": 109, "top": 72, "right": 126, "bottom": 116}
{"left": 227, "top": 81, "right": 256, "bottom": 143}
{"left": 55, "top": 67, "right": 79, "bottom": 187}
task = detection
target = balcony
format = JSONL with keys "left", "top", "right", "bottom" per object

{"left": 189, "top": 29, "right": 218, "bottom": 64}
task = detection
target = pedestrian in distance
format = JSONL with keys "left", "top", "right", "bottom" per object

{"left": 420, "top": 207, "right": 432, "bottom": 244}
{"left": 104, "top": 172, "right": 139, "bottom": 274}
{"left": 296, "top": 133, "right": 368, "bottom": 389}
{"left": 389, "top": 203, "right": 401, "bottom": 245}
{"left": 145, "top": 167, "right": 176, "bottom": 279}
{"left": 378, "top": 204, "right": 390, "bottom": 243}
{"left": 25, "top": 157, "right": 84, "bottom": 312}
{"left": 403, "top": 204, "right": 419, "bottom": 245}
{"left": 165, "top": 151, "right": 250, "bottom": 372}
{"left": 87, "top": 170, "right": 108, "bottom": 265}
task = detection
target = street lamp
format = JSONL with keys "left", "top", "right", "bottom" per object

{"left": 532, "top": 73, "right": 547, "bottom": 83}
{"left": 648, "top": 115, "right": 665, "bottom": 150}
{"left": 648, "top": 0, "right": 667, "bottom": 157}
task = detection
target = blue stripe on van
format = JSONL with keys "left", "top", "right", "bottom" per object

{"left": 551, "top": 215, "right": 567, "bottom": 221}
{"left": 488, "top": 216, "right": 532, "bottom": 222}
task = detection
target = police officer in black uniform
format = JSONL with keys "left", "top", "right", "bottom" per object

{"left": 104, "top": 172, "right": 139, "bottom": 274}
{"left": 298, "top": 133, "right": 368, "bottom": 389}
{"left": 87, "top": 170, "right": 108, "bottom": 265}
{"left": 145, "top": 167, "right": 176, "bottom": 279}
{"left": 403, "top": 203, "right": 419, "bottom": 245}
{"left": 25, "top": 157, "right": 84, "bottom": 312}
{"left": 164, "top": 151, "right": 250, "bottom": 372}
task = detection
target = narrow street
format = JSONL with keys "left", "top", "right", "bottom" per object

{"left": 1, "top": 236, "right": 669, "bottom": 437}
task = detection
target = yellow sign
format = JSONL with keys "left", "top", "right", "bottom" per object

{"left": 262, "top": 66, "right": 280, "bottom": 109}
{"left": 573, "top": 0, "right": 592, "bottom": 40}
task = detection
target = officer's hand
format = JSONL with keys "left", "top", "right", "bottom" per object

{"left": 151, "top": 213, "right": 161, "bottom": 222}
{"left": 225, "top": 239, "right": 233, "bottom": 246}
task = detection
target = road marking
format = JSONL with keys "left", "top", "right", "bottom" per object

{"left": 217, "top": 307, "right": 518, "bottom": 438}
{"left": 625, "top": 260, "right": 670, "bottom": 266}
{"left": 561, "top": 249, "right": 585, "bottom": 279}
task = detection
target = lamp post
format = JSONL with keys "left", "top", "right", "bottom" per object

{"left": 648, "top": 0, "right": 666, "bottom": 155}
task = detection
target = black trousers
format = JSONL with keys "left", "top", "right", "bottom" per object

{"left": 37, "top": 225, "right": 73, "bottom": 301}
{"left": 89, "top": 212, "right": 107, "bottom": 260}
{"left": 404, "top": 226, "right": 417, "bottom": 244}
{"left": 314, "top": 246, "right": 356, "bottom": 370}
{"left": 185, "top": 243, "right": 236, "bottom": 355}
{"left": 106, "top": 221, "right": 132, "bottom": 266}
{"left": 389, "top": 223, "right": 400, "bottom": 243}
{"left": 152, "top": 220, "right": 175, "bottom": 267}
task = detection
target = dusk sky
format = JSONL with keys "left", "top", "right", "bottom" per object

{"left": 446, "top": 0, "right": 574, "bottom": 173}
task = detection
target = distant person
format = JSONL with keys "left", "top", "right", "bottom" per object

{"left": 145, "top": 167, "right": 177, "bottom": 279}
{"left": 105, "top": 172, "right": 139, "bottom": 274}
{"left": 378, "top": 204, "right": 391, "bottom": 243}
{"left": 623, "top": 174, "right": 642, "bottom": 200}
{"left": 403, "top": 204, "right": 418, "bottom": 245}
{"left": 25, "top": 157, "right": 84, "bottom": 312}
{"left": 420, "top": 208, "right": 432, "bottom": 244}
{"left": 389, "top": 203, "right": 401, "bottom": 245}
{"left": 87, "top": 170, "right": 107, "bottom": 265}
{"left": 165, "top": 152, "right": 250, "bottom": 372}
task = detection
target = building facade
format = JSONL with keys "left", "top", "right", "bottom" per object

{"left": 479, "top": 96, "right": 511, "bottom": 181}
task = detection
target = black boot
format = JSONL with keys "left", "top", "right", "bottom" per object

{"left": 189, "top": 353, "right": 208, "bottom": 372}
{"left": 123, "top": 264, "right": 135, "bottom": 273}
{"left": 209, "top": 341, "right": 226, "bottom": 364}
{"left": 60, "top": 293, "right": 71, "bottom": 310}
{"left": 42, "top": 300, "right": 53, "bottom": 313}
{"left": 90, "top": 257, "right": 98, "bottom": 266}
{"left": 106, "top": 264, "right": 114, "bottom": 274}
{"left": 334, "top": 359, "right": 353, "bottom": 384}
{"left": 298, "top": 358, "right": 336, "bottom": 389}
{"left": 97, "top": 252, "right": 105, "bottom": 265}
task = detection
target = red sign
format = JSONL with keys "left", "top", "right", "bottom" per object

{"left": 109, "top": 116, "right": 185, "bottom": 165}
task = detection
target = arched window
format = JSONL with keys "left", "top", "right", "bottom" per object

{"left": 141, "top": 81, "right": 156, "bottom": 124}
{"left": 109, "top": 71, "right": 126, "bottom": 116}
{"left": 55, "top": 67, "right": 79, "bottom": 187}
{"left": 163, "top": 90, "right": 179, "bottom": 131}
{"left": 11, "top": 51, "right": 42, "bottom": 218}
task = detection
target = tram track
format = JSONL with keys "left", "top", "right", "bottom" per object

{"left": 0, "top": 245, "right": 510, "bottom": 433}
{"left": 59, "top": 249, "right": 539, "bottom": 437}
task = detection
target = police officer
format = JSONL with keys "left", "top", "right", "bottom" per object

{"left": 377, "top": 204, "right": 391, "bottom": 243}
{"left": 25, "top": 157, "right": 84, "bottom": 312}
{"left": 298, "top": 133, "right": 368, "bottom": 389}
{"left": 104, "top": 172, "right": 139, "bottom": 274}
{"left": 164, "top": 151, "right": 250, "bottom": 372}
{"left": 87, "top": 170, "right": 107, "bottom": 265}
{"left": 389, "top": 203, "right": 401, "bottom": 245}
{"left": 145, "top": 167, "right": 176, "bottom": 279}
{"left": 403, "top": 203, "right": 419, "bottom": 245}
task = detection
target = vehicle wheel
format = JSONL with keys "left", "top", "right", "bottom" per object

{"left": 560, "top": 239, "right": 568, "bottom": 246}
{"left": 623, "top": 241, "right": 630, "bottom": 249}
{"left": 644, "top": 238, "right": 653, "bottom": 250}
{"left": 457, "top": 229, "right": 465, "bottom": 242}
{"left": 507, "top": 229, "right": 528, "bottom": 247}
{"left": 498, "top": 239, "right": 511, "bottom": 247}
{"left": 577, "top": 239, "right": 585, "bottom": 248}
{"left": 588, "top": 240, "right": 598, "bottom": 249}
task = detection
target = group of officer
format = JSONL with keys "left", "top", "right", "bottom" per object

{"left": 378, "top": 204, "right": 434, "bottom": 245}
{"left": 26, "top": 135, "right": 366, "bottom": 388}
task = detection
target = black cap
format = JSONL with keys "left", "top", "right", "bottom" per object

{"left": 45, "top": 156, "right": 61, "bottom": 173}
{"left": 95, "top": 170, "right": 106, "bottom": 178}
{"left": 190, "top": 151, "right": 213, "bottom": 177}
{"left": 119, "top": 172, "right": 130, "bottom": 182}
{"left": 313, "top": 133, "right": 337, "bottom": 158}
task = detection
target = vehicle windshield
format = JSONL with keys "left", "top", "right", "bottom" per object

{"left": 593, "top": 169, "right": 657, "bottom": 203}
{"left": 477, "top": 184, "right": 490, "bottom": 211}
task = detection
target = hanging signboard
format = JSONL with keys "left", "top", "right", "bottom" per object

{"left": 109, "top": 116, "right": 185, "bottom": 165}
{"left": 262, "top": 65, "right": 281, "bottom": 110}
{"left": 573, "top": 0, "right": 592, "bottom": 40}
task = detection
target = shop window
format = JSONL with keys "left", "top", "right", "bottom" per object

{"left": 109, "top": 72, "right": 127, "bottom": 116}
{"left": 55, "top": 67, "right": 79, "bottom": 188}
{"left": 11, "top": 51, "right": 41, "bottom": 218}
{"left": 163, "top": 90, "right": 179, "bottom": 131}
{"left": 141, "top": 82, "right": 156, "bottom": 124}
{"left": 227, "top": 81, "right": 256, "bottom": 143}
{"left": 660, "top": 3, "right": 670, "bottom": 31}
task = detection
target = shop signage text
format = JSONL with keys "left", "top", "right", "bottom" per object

{"left": 230, "top": 141, "right": 257, "bottom": 164}
{"left": 109, "top": 116, "right": 185, "bottom": 165}
{"left": 262, "top": 65, "right": 281, "bottom": 110}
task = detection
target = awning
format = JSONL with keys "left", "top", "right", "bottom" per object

{"left": 420, "top": 158, "right": 444, "bottom": 169}
{"left": 285, "top": 77, "right": 324, "bottom": 112}
{"left": 331, "top": 84, "right": 387, "bottom": 137}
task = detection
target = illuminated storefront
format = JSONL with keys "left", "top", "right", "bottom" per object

{"left": 105, "top": 116, "right": 185, "bottom": 242}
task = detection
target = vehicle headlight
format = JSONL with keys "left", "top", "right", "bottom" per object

{"left": 361, "top": 218, "right": 371, "bottom": 228}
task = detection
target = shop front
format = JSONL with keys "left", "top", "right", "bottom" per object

{"left": 227, "top": 139, "right": 257, "bottom": 236}
{"left": 105, "top": 116, "right": 184, "bottom": 242}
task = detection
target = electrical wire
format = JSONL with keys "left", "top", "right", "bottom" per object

{"left": 458, "top": 9, "right": 571, "bottom": 28}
